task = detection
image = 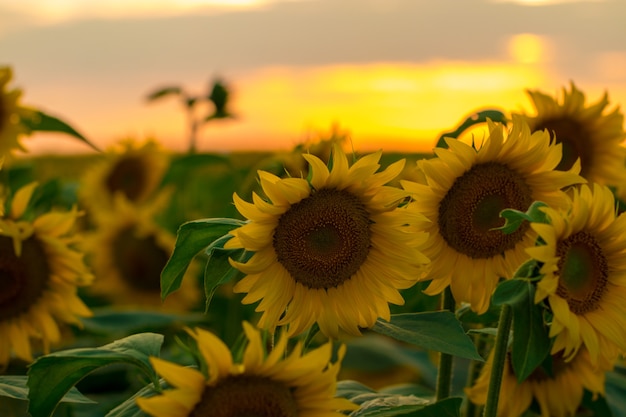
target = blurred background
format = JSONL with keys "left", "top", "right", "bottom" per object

{"left": 1, "top": 0, "right": 625, "bottom": 154}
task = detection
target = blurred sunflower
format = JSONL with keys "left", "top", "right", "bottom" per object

{"left": 79, "top": 138, "right": 169, "bottom": 214}
{"left": 225, "top": 145, "right": 430, "bottom": 338}
{"left": 518, "top": 82, "right": 626, "bottom": 187}
{"left": 402, "top": 117, "right": 584, "bottom": 314}
{"left": 466, "top": 347, "right": 607, "bottom": 417}
{"left": 528, "top": 183, "right": 626, "bottom": 365}
{"left": 0, "top": 182, "right": 93, "bottom": 368}
{"left": 0, "top": 66, "right": 34, "bottom": 158}
{"left": 84, "top": 194, "right": 199, "bottom": 311}
{"left": 136, "top": 322, "right": 358, "bottom": 416}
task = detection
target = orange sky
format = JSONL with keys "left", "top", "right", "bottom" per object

{"left": 4, "top": 1, "right": 626, "bottom": 155}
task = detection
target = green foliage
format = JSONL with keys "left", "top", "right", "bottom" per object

{"left": 497, "top": 201, "right": 549, "bottom": 234}
{"left": 435, "top": 109, "right": 507, "bottom": 148}
{"left": 27, "top": 333, "right": 164, "bottom": 417}
{"left": 492, "top": 279, "right": 551, "bottom": 382}
{"left": 19, "top": 109, "right": 99, "bottom": 151}
{"left": 160, "top": 218, "right": 245, "bottom": 301}
{"left": 371, "top": 312, "right": 483, "bottom": 361}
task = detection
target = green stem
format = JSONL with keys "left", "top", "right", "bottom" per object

{"left": 435, "top": 287, "right": 455, "bottom": 401}
{"left": 483, "top": 304, "right": 512, "bottom": 417}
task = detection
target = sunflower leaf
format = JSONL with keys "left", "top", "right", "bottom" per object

{"left": 492, "top": 279, "right": 551, "bottom": 382}
{"left": 19, "top": 109, "right": 99, "bottom": 151}
{"left": 161, "top": 218, "right": 245, "bottom": 301}
{"left": 372, "top": 312, "right": 483, "bottom": 361}
{"left": 497, "top": 201, "right": 549, "bottom": 234}
{"left": 27, "top": 333, "right": 163, "bottom": 417}
{"left": 105, "top": 379, "right": 167, "bottom": 417}
{"left": 0, "top": 376, "right": 94, "bottom": 404}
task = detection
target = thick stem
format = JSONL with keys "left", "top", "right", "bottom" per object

{"left": 482, "top": 304, "right": 513, "bottom": 417}
{"left": 435, "top": 287, "right": 455, "bottom": 401}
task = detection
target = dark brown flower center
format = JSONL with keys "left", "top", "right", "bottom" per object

{"left": 273, "top": 188, "right": 371, "bottom": 289}
{"left": 189, "top": 375, "right": 298, "bottom": 417}
{"left": 111, "top": 227, "right": 170, "bottom": 292}
{"left": 105, "top": 155, "right": 149, "bottom": 202}
{"left": 438, "top": 162, "right": 533, "bottom": 259}
{"left": 0, "top": 235, "right": 50, "bottom": 319}
{"left": 556, "top": 231, "right": 608, "bottom": 315}
{"left": 533, "top": 117, "right": 591, "bottom": 176}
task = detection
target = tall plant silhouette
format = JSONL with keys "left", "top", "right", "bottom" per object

{"left": 146, "top": 77, "right": 233, "bottom": 153}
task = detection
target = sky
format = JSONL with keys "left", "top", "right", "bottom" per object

{"left": 1, "top": 0, "right": 625, "bottom": 154}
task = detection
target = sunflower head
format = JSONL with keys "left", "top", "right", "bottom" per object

{"left": 402, "top": 116, "right": 585, "bottom": 314}
{"left": 136, "top": 322, "right": 358, "bottom": 416}
{"left": 518, "top": 82, "right": 626, "bottom": 186}
{"left": 527, "top": 183, "right": 626, "bottom": 365}
{"left": 466, "top": 347, "right": 607, "bottom": 417}
{"left": 225, "top": 145, "right": 430, "bottom": 338}
{"left": 84, "top": 194, "right": 199, "bottom": 311}
{"left": 79, "top": 138, "right": 170, "bottom": 215}
{"left": 0, "top": 182, "right": 93, "bottom": 368}
{"left": 0, "top": 66, "right": 34, "bottom": 158}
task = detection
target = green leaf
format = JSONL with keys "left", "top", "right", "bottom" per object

{"left": 492, "top": 280, "right": 551, "bottom": 382}
{"left": 203, "top": 238, "right": 252, "bottom": 312}
{"left": 0, "top": 376, "right": 93, "bottom": 404}
{"left": 582, "top": 390, "right": 613, "bottom": 417}
{"left": 146, "top": 86, "right": 182, "bottom": 101}
{"left": 435, "top": 109, "right": 506, "bottom": 148}
{"left": 161, "top": 218, "right": 245, "bottom": 301}
{"left": 105, "top": 380, "right": 165, "bottom": 417}
{"left": 371, "top": 312, "right": 483, "bottom": 361}
{"left": 19, "top": 110, "right": 99, "bottom": 151}
{"left": 497, "top": 201, "right": 548, "bottom": 234}
{"left": 349, "top": 395, "right": 429, "bottom": 417}
{"left": 27, "top": 333, "right": 164, "bottom": 417}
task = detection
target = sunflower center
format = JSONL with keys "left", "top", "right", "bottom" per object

{"left": 273, "top": 188, "right": 371, "bottom": 289}
{"left": 0, "top": 235, "right": 50, "bottom": 319}
{"left": 105, "top": 155, "right": 149, "bottom": 202}
{"left": 438, "top": 162, "right": 532, "bottom": 259}
{"left": 556, "top": 231, "right": 608, "bottom": 314}
{"left": 189, "top": 375, "right": 298, "bottom": 417}
{"left": 111, "top": 227, "right": 170, "bottom": 292}
{"left": 534, "top": 118, "right": 591, "bottom": 176}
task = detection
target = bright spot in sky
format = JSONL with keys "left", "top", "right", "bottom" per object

{"left": 508, "top": 33, "right": 545, "bottom": 64}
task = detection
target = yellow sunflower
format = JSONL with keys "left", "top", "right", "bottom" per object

{"left": 401, "top": 116, "right": 585, "bottom": 314}
{"left": 0, "top": 182, "right": 93, "bottom": 368}
{"left": 79, "top": 138, "right": 169, "bottom": 214}
{"left": 225, "top": 145, "right": 430, "bottom": 338}
{"left": 136, "top": 322, "right": 358, "bottom": 416}
{"left": 528, "top": 183, "right": 626, "bottom": 365}
{"left": 0, "top": 66, "right": 34, "bottom": 158}
{"left": 466, "top": 347, "right": 607, "bottom": 417}
{"left": 517, "top": 82, "right": 626, "bottom": 187}
{"left": 83, "top": 194, "right": 199, "bottom": 312}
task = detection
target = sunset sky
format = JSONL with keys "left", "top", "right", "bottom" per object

{"left": 1, "top": 0, "right": 625, "bottom": 154}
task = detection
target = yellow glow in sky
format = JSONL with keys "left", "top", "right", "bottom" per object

{"left": 508, "top": 33, "right": 546, "bottom": 64}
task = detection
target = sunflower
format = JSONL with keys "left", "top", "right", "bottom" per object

{"left": 466, "top": 347, "right": 607, "bottom": 417}
{"left": 83, "top": 194, "right": 199, "bottom": 312}
{"left": 401, "top": 117, "right": 585, "bottom": 314}
{"left": 0, "top": 66, "right": 34, "bottom": 158}
{"left": 136, "top": 322, "right": 358, "bottom": 416}
{"left": 224, "top": 145, "right": 430, "bottom": 338}
{"left": 0, "top": 182, "right": 93, "bottom": 368}
{"left": 79, "top": 138, "right": 169, "bottom": 214}
{"left": 528, "top": 183, "right": 626, "bottom": 365}
{"left": 517, "top": 82, "right": 626, "bottom": 187}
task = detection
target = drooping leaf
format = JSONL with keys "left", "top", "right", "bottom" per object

{"left": 435, "top": 109, "right": 507, "bottom": 148}
{"left": 161, "top": 218, "right": 245, "bottom": 300}
{"left": 19, "top": 109, "right": 98, "bottom": 151}
{"left": 492, "top": 279, "right": 551, "bottom": 382}
{"left": 371, "top": 312, "right": 483, "bottom": 361}
{"left": 27, "top": 333, "right": 163, "bottom": 417}
{"left": 146, "top": 86, "right": 182, "bottom": 101}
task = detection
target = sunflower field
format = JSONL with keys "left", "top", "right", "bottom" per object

{"left": 2, "top": 64, "right": 626, "bottom": 417}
